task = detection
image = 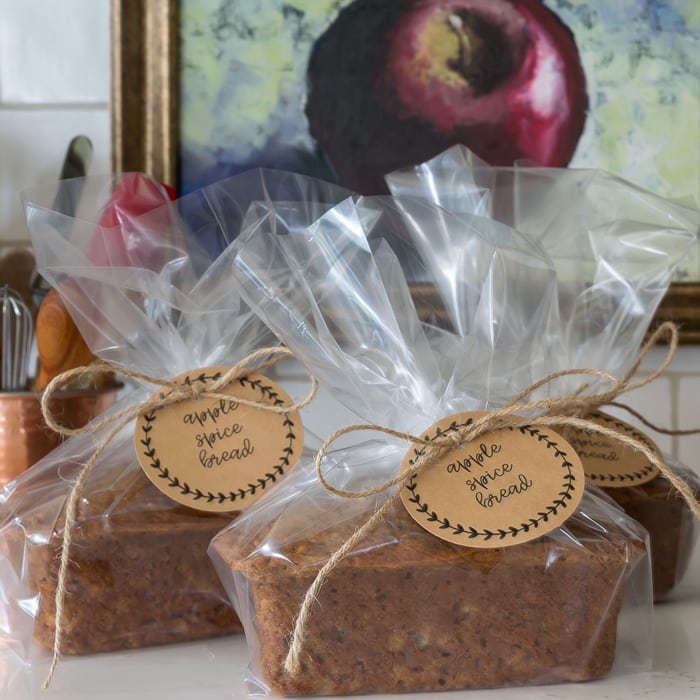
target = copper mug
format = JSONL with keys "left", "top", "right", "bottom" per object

{"left": 0, "top": 386, "right": 120, "bottom": 487}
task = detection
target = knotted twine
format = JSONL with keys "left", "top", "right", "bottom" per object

{"left": 39, "top": 346, "right": 317, "bottom": 689}
{"left": 284, "top": 321, "right": 700, "bottom": 675}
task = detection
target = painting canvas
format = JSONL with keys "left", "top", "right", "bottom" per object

{"left": 179, "top": 0, "right": 699, "bottom": 276}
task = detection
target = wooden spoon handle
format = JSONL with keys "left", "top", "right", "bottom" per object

{"left": 33, "top": 288, "right": 99, "bottom": 391}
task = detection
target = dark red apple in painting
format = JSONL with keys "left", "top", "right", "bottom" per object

{"left": 305, "top": 0, "right": 587, "bottom": 194}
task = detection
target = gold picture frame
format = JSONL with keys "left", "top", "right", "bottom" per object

{"left": 110, "top": 0, "right": 700, "bottom": 343}
{"left": 110, "top": 0, "right": 178, "bottom": 187}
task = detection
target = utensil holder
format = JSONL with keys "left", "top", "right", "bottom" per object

{"left": 0, "top": 385, "right": 120, "bottom": 487}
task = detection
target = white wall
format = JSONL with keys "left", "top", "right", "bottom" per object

{"left": 0, "top": 0, "right": 697, "bottom": 464}
{"left": 0, "top": 0, "right": 110, "bottom": 244}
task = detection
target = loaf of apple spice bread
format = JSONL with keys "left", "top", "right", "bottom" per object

{"left": 210, "top": 492, "right": 647, "bottom": 696}
{"left": 10, "top": 466, "right": 240, "bottom": 654}
{"left": 603, "top": 463, "right": 700, "bottom": 602}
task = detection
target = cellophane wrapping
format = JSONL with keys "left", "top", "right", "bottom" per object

{"left": 386, "top": 145, "right": 700, "bottom": 600}
{"left": 207, "top": 176, "right": 659, "bottom": 696}
{"left": 0, "top": 170, "right": 349, "bottom": 694}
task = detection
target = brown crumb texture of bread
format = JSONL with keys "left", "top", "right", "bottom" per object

{"left": 215, "top": 503, "right": 641, "bottom": 695}
{"left": 23, "top": 468, "right": 241, "bottom": 654}
{"left": 605, "top": 472, "right": 700, "bottom": 601}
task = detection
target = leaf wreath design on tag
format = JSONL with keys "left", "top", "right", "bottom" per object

{"left": 561, "top": 410, "right": 661, "bottom": 487}
{"left": 135, "top": 367, "right": 303, "bottom": 511}
{"left": 399, "top": 411, "right": 585, "bottom": 548}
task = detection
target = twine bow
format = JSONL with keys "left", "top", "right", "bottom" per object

{"left": 40, "top": 346, "right": 317, "bottom": 689}
{"left": 284, "top": 322, "right": 700, "bottom": 675}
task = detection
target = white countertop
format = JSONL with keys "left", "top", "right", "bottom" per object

{"left": 2, "top": 545, "right": 699, "bottom": 700}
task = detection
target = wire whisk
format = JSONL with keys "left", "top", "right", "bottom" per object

{"left": 1, "top": 286, "right": 34, "bottom": 391}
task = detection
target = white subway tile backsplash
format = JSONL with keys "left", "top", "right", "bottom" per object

{"left": 0, "top": 108, "right": 109, "bottom": 241}
{"left": 609, "top": 377, "right": 674, "bottom": 455}
{"left": 640, "top": 345, "right": 700, "bottom": 375}
{"left": 618, "top": 343, "right": 700, "bottom": 465}
{"left": 0, "top": 0, "right": 109, "bottom": 103}
{"left": 677, "top": 376, "right": 700, "bottom": 473}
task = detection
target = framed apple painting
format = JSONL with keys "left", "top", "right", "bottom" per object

{"left": 175, "top": 0, "right": 698, "bottom": 201}
{"left": 111, "top": 0, "right": 700, "bottom": 337}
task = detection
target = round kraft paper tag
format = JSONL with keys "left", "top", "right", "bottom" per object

{"left": 399, "top": 412, "right": 585, "bottom": 548}
{"left": 134, "top": 368, "right": 303, "bottom": 512}
{"left": 561, "top": 411, "right": 660, "bottom": 488}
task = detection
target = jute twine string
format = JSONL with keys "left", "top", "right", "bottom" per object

{"left": 39, "top": 346, "right": 317, "bottom": 689}
{"left": 540, "top": 322, "right": 700, "bottom": 436}
{"left": 284, "top": 321, "right": 700, "bottom": 675}
{"left": 607, "top": 401, "right": 700, "bottom": 436}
